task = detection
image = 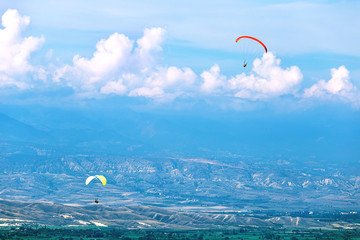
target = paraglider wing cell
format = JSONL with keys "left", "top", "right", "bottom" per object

{"left": 85, "top": 176, "right": 96, "bottom": 185}
{"left": 95, "top": 175, "right": 107, "bottom": 185}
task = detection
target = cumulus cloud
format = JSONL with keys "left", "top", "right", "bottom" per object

{"left": 135, "top": 27, "right": 166, "bottom": 66}
{"left": 200, "top": 64, "right": 226, "bottom": 94}
{"left": 229, "top": 53, "right": 303, "bottom": 99}
{"left": 200, "top": 52, "right": 303, "bottom": 100}
{"left": 128, "top": 66, "right": 196, "bottom": 100}
{"left": 55, "top": 27, "right": 196, "bottom": 100}
{"left": 0, "top": 9, "right": 45, "bottom": 88}
{"left": 54, "top": 32, "right": 133, "bottom": 90}
{"left": 303, "top": 66, "right": 359, "bottom": 104}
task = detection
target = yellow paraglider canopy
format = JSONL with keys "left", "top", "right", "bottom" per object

{"left": 85, "top": 175, "right": 107, "bottom": 186}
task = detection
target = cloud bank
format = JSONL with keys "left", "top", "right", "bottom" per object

{"left": 54, "top": 31, "right": 305, "bottom": 101}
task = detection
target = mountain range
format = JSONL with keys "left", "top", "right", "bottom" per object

{"left": 0, "top": 104, "right": 359, "bottom": 228}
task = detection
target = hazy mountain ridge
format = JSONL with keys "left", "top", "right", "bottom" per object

{"left": 1, "top": 105, "right": 359, "bottom": 160}
{"left": 0, "top": 113, "right": 48, "bottom": 142}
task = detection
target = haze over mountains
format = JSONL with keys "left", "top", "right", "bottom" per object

{"left": 1, "top": 102, "right": 359, "bottom": 159}
{"left": 1, "top": 103, "right": 359, "bottom": 215}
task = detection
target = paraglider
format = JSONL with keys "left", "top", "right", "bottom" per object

{"left": 235, "top": 36, "right": 267, "bottom": 67}
{"left": 85, "top": 175, "right": 107, "bottom": 204}
{"left": 85, "top": 175, "right": 107, "bottom": 186}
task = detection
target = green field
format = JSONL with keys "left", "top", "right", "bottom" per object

{"left": 1, "top": 227, "right": 360, "bottom": 240}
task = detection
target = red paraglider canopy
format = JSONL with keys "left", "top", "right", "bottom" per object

{"left": 236, "top": 36, "right": 267, "bottom": 53}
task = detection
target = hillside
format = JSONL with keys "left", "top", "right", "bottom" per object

{"left": 1, "top": 199, "right": 359, "bottom": 230}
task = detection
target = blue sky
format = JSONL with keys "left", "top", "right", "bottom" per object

{"left": 0, "top": 0, "right": 359, "bottom": 109}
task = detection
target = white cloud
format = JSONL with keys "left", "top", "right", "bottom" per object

{"left": 100, "top": 79, "right": 127, "bottom": 95}
{"left": 123, "top": 66, "right": 196, "bottom": 100}
{"left": 200, "top": 64, "right": 226, "bottom": 94}
{"left": 142, "top": 66, "right": 196, "bottom": 89}
{"left": 74, "top": 33, "right": 133, "bottom": 77}
{"left": 303, "top": 66, "right": 359, "bottom": 104}
{"left": 0, "top": 9, "right": 45, "bottom": 88}
{"left": 55, "top": 32, "right": 133, "bottom": 90}
{"left": 200, "top": 53, "right": 303, "bottom": 100}
{"left": 55, "top": 27, "right": 196, "bottom": 99}
{"left": 229, "top": 53, "right": 303, "bottom": 99}
{"left": 135, "top": 27, "right": 165, "bottom": 61}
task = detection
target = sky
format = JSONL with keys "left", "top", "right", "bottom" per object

{"left": 0, "top": 0, "right": 359, "bottom": 108}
